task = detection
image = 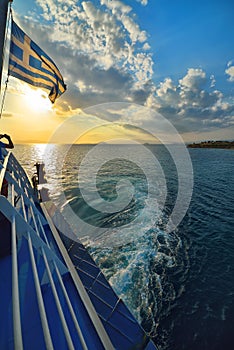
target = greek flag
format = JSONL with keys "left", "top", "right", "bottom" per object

{"left": 8, "top": 20, "right": 66, "bottom": 103}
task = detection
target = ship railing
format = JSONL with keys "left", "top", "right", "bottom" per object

{"left": 0, "top": 194, "right": 89, "bottom": 350}
{"left": 0, "top": 150, "right": 114, "bottom": 350}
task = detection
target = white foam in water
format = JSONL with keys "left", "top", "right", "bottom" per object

{"left": 86, "top": 214, "right": 183, "bottom": 337}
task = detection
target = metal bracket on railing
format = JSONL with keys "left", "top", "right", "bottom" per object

{"left": 33, "top": 162, "right": 50, "bottom": 202}
{"left": 34, "top": 162, "right": 47, "bottom": 185}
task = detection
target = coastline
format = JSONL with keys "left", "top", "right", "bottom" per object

{"left": 187, "top": 140, "right": 234, "bottom": 149}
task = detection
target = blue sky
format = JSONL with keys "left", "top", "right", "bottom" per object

{"left": 144, "top": 0, "right": 234, "bottom": 89}
{"left": 2, "top": 0, "right": 234, "bottom": 142}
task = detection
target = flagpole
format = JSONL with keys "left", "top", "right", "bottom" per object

{"left": 0, "top": 0, "right": 12, "bottom": 93}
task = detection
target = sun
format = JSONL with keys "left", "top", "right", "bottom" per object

{"left": 23, "top": 86, "right": 52, "bottom": 113}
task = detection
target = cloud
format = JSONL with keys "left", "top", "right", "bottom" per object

{"left": 1, "top": 113, "right": 13, "bottom": 118}
{"left": 225, "top": 65, "right": 234, "bottom": 82}
{"left": 136, "top": 0, "right": 148, "bottom": 5}
{"left": 32, "top": 0, "right": 154, "bottom": 109}
{"left": 210, "top": 75, "right": 216, "bottom": 88}
{"left": 145, "top": 68, "right": 234, "bottom": 132}
{"left": 100, "top": 0, "right": 131, "bottom": 14}
{"left": 12, "top": 1, "right": 234, "bottom": 136}
{"left": 179, "top": 68, "right": 206, "bottom": 91}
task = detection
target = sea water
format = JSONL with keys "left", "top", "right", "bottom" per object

{"left": 13, "top": 144, "right": 234, "bottom": 350}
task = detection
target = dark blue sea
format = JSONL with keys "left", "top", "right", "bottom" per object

{"left": 14, "top": 144, "right": 234, "bottom": 350}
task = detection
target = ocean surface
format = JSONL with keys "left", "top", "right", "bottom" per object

{"left": 13, "top": 144, "right": 234, "bottom": 350}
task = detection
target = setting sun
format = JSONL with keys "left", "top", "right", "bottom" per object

{"left": 23, "top": 86, "right": 52, "bottom": 113}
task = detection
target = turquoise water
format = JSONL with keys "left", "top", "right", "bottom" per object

{"left": 13, "top": 144, "right": 234, "bottom": 350}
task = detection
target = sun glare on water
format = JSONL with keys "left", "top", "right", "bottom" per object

{"left": 24, "top": 87, "right": 52, "bottom": 113}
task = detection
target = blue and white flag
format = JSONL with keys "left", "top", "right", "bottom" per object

{"left": 8, "top": 20, "right": 66, "bottom": 103}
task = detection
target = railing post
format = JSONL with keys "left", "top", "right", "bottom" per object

{"left": 27, "top": 233, "right": 54, "bottom": 350}
{"left": 53, "top": 261, "right": 88, "bottom": 350}
{"left": 12, "top": 213, "right": 23, "bottom": 350}
{"left": 42, "top": 248, "right": 75, "bottom": 350}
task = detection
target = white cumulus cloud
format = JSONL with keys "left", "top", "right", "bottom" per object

{"left": 35, "top": 0, "right": 152, "bottom": 89}
{"left": 179, "top": 68, "right": 206, "bottom": 91}
{"left": 146, "top": 68, "right": 234, "bottom": 132}
{"left": 225, "top": 65, "right": 234, "bottom": 82}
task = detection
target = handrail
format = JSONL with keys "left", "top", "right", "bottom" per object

{"left": 0, "top": 150, "right": 109, "bottom": 349}
{"left": 4, "top": 161, "right": 46, "bottom": 224}
{"left": 0, "top": 195, "right": 68, "bottom": 274}
{"left": 11, "top": 188, "right": 23, "bottom": 350}
{"left": 42, "top": 247, "right": 75, "bottom": 350}
{"left": 41, "top": 202, "right": 115, "bottom": 350}
{"left": 8, "top": 153, "right": 34, "bottom": 196}
{"left": 53, "top": 261, "right": 88, "bottom": 350}
{"left": 27, "top": 232, "right": 54, "bottom": 350}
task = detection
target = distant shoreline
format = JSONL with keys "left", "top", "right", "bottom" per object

{"left": 187, "top": 141, "right": 234, "bottom": 149}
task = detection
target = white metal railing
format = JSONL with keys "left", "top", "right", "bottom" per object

{"left": 0, "top": 198, "right": 69, "bottom": 349}
{"left": 11, "top": 211, "right": 23, "bottom": 350}
{"left": 40, "top": 202, "right": 115, "bottom": 350}
{"left": 27, "top": 231, "right": 54, "bottom": 350}
{"left": 53, "top": 260, "right": 88, "bottom": 350}
{"left": 0, "top": 152, "right": 85, "bottom": 349}
{"left": 0, "top": 150, "right": 114, "bottom": 350}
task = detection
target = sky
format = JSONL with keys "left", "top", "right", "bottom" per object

{"left": 1, "top": 0, "right": 234, "bottom": 143}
